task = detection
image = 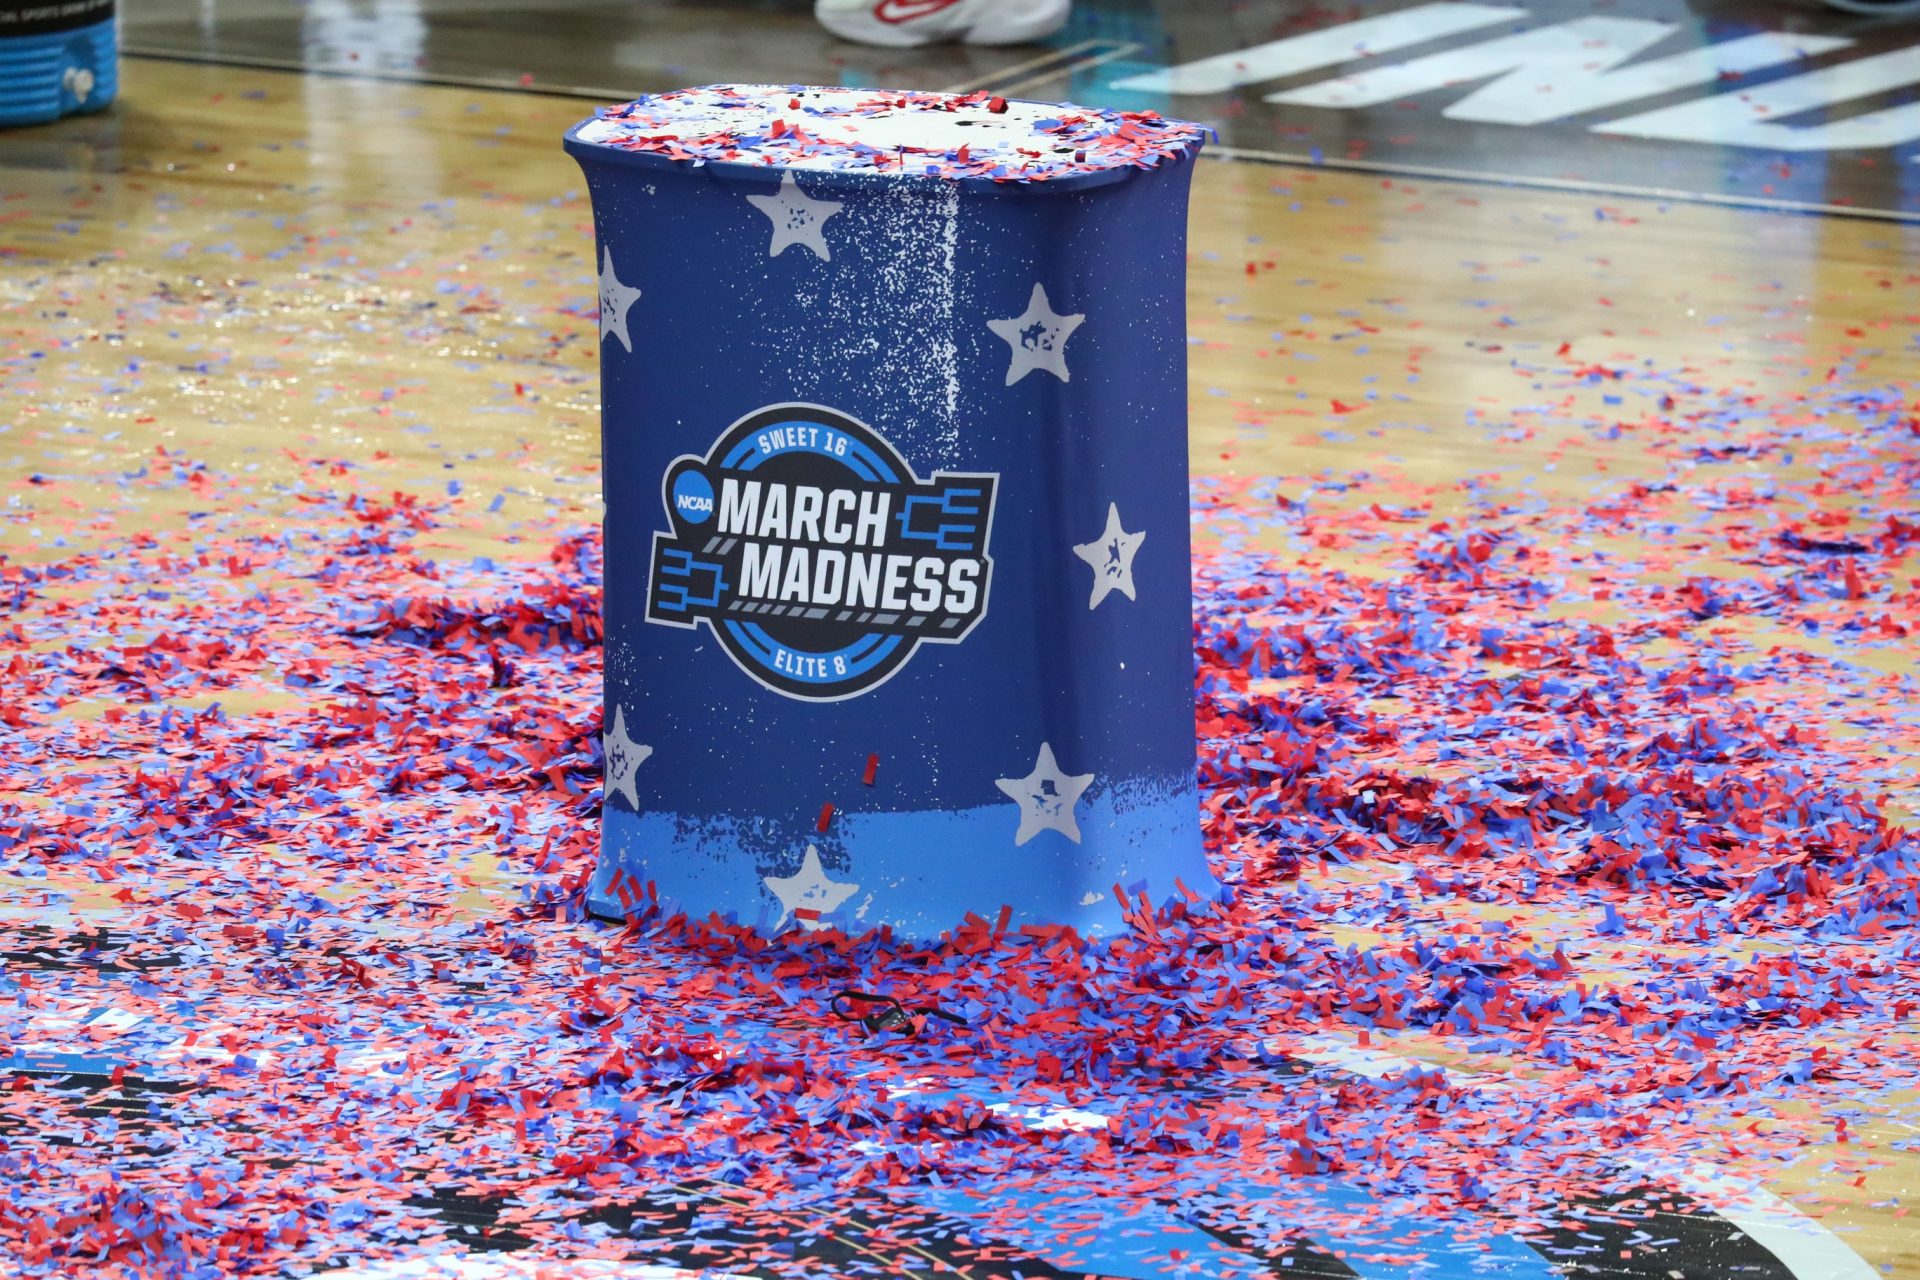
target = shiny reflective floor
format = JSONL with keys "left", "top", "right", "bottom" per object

{"left": 3, "top": 7, "right": 1919, "bottom": 1279}
{"left": 121, "top": 0, "right": 1920, "bottom": 214}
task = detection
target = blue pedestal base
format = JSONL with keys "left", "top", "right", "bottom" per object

{"left": 592, "top": 773, "right": 1211, "bottom": 938}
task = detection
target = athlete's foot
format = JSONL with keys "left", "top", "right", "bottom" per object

{"left": 815, "top": 0, "right": 1072, "bottom": 47}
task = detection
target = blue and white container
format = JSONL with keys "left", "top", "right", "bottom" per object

{"left": 0, "top": 0, "right": 115, "bottom": 128}
{"left": 566, "top": 85, "right": 1216, "bottom": 938}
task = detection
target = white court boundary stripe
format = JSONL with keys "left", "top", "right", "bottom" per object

{"left": 1109, "top": 3, "right": 1526, "bottom": 96}
{"left": 310, "top": 1258, "right": 748, "bottom": 1279}
{"left": 1201, "top": 144, "right": 1920, "bottom": 224}
{"left": 1288, "top": 1035, "right": 1882, "bottom": 1280}
{"left": 119, "top": 47, "right": 647, "bottom": 101}
{"left": 938, "top": 38, "right": 1126, "bottom": 95}
{"left": 990, "top": 44, "right": 1150, "bottom": 100}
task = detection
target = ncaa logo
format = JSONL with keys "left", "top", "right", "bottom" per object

{"left": 645, "top": 403, "right": 999, "bottom": 701}
{"left": 672, "top": 470, "right": 714, "bottom": 519}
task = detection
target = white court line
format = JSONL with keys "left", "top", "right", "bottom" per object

{"left": 1287, "top": 1034, "right": 1882, "bottom": 1280}
{"left": 1111, "top": 3, "right": 1525, "bottom": 96}
{"left": 991, "top": 44, "right": 1147, "bottom": 101}
{"left": 885, "top": 1074, "right": 1111, "bottom": 1133}
{"left": 1200, "top": 145, "right": 1920, "bottom": 225}
{"left": 937, "top": 38, "right": 1114, "bottom": 95}
{"left": 311, "top": 1257, "right": 748, "bottom": 1280}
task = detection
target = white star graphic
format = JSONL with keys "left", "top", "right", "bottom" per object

{"left": 1072, "top": 502, "right": 1146, "bottom": 609}
{"left": 995, "top": 742, "right": 1095, "bottom": 847}
{"left": 764, "top": 844, "right": 858, "bottom": 932}
{"left": 598, "top": 246, "right": 641, "bottom": 353}
{"left": 601, "top": 704, "right": 652, "bottom": 811}
{"left": 744, "top": 172, "right": 843, "bottom": 261}
{"left": 987, "top": 283, "right": 1085, "bottom": 386}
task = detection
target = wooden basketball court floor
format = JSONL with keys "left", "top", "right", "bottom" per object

{"left": 2, "top": 38, "right": 1917, "bottom": 1280}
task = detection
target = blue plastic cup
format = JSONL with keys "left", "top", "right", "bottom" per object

{"left": 0, "top": 0, "right": 116, "bottom": 128}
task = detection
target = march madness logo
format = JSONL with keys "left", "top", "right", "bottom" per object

{"left": 646, "top": 404, "right": 998, "bottom": 701}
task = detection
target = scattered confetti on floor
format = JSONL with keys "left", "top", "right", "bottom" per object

{"left": 3, "top": 60, "right": 1917, "bottom": 1280}
{"left": 4, "top": 340, "right": 1914, "bottom": 1278}
{"left": 577, "top": 85, "right": 1205, "bottom": 183}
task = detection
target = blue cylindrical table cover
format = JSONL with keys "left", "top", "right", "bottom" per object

{"left": 565, "top": 85, "right": 1217, "bottom": 938}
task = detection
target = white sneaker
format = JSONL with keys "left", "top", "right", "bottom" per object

{"left": 815, "top": 0, "right": 1072, "bottom": 48}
